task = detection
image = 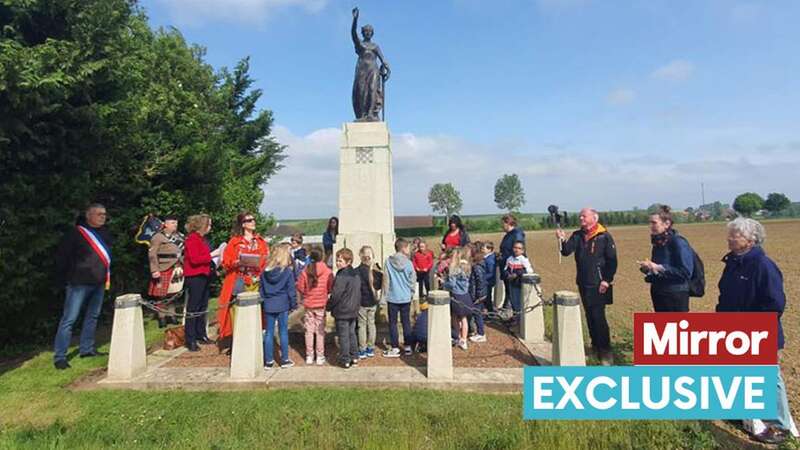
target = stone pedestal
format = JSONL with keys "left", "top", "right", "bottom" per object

{"left": 107, "top": 294, "right": 147, "bottom": 381}
{"left": 426, "top": 290, "right": 453, "bottom": 380}
{"left": 552, "top": 290, "right": 586, "bottom": 366}
{"left": 520, "top": 274, "right": 545, "bottom": 344}
{"left": 493, "top": 264, "right": 505, "bottom": 310}
{"left": 334, "top": 122, "right": 395, "bottom": 266}
{"left": 230, "top": 292, "right": 264, "bottom": 380}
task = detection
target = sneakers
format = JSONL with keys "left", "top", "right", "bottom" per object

{"left": 404, "top": 345, "right": 413, "bottom": 356}
{"left": 342, "top": 361, "right": 352, "bottom": 369}
{"left": 54, "top": 360, "right": 71, "bottom": 370}
{"left": 358, "top": 350, "right": 367, "bottom": 360}
{"left": 753, "top": 426, "right": 788, "bottom": 445}
{"left": 383, "top": 347, "right": 401, "bottom": 358}
{"left": 281, "top": 360, "right": 295, "bottom": 369}
{"left": 264, "top": 361, "right": 275, "bottom": 370}
{"left": 457, "top": 339, "right": 468, "bottom": 351}
{"left": 306, "top": 356, "right": 314, "bottom": 365}
{"left": 351, "top": 359, "right": 359, "bottom": 367}
{"left": 469, "top": 334, "right": 487, "bottom": 343}
{"left": 365, "top": 347, "right": 375, "bottom": 358}
{"left": 316, "top": 356, "right": 326, "bottom": 366}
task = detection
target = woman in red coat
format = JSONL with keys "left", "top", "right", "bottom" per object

{"left": 216, "top": 212, "right": 269, "bottom": 353}
{"left": 183, "top": 214, "right": 213, "bottom": 352}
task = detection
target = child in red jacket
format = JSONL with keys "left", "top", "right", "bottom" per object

{"left": 296, "top": 249, "right": 333, "bottom": 365}
{"left": 412, "top": 241, "right": 434, "bottom": 299}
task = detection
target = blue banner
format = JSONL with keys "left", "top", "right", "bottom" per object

{"left": 523, "top": 365, "right": 777, "bottom": 420}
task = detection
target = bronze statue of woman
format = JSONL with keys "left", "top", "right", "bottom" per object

{"left": 351, "top": 7, "right": 390, "bottom": 122}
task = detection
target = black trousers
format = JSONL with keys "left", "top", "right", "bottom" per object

{"left": 184, "top": 275, "right": 210, "bottom": 345}
{"left": 651, "top": 287, "right": 690, "bottom": 312}
{"left": 579, "top": 286, "right": 611, "bottom": 352}
{"left": 336, "top": 318, "right": 358, "bottom": 364}
{"left": 416, "top": 271, "right": 430, "bottom": 298}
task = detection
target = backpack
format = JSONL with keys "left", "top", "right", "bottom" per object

{"left": 675, "top": 234, "right": 705, "bottom": 297}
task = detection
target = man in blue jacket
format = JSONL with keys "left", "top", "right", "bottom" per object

{"left": 717, "top": 218, "right": 791, "bottom": 445}
{"left": 499, "top": 214, "right": 525, "bottom": 311}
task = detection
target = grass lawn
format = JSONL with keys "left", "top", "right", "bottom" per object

{"left": 0, "top": 310, "right": 719, "bottom": 449}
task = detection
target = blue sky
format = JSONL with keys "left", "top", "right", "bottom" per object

{"left": 141, "top": 0, "right": 800, "bottom": 219}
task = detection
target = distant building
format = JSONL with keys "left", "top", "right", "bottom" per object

{"left": 394, "top": 215, "right": 438, "bottom": 238}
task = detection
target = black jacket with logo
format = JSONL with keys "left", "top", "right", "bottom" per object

{"left": 560, "top": 228, "right": 617, "bottom": 305}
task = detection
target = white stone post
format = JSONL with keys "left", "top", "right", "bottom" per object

{"left": 493, "top": 263, "right": 505, "bottom": 311}
{"left": 520, "top": 274, "right": 546, "bottom": 344}
{"left": 426, "top": 290, "right": 453, "bottom": 380}
{"left": 107, "top": 294, "right": 147, "bottom": 381}
{"left": 552, "top": 290, "right": 586, "bottom": 366}
{"left": 230, "top": 291, "right": 264, "bottom": 380}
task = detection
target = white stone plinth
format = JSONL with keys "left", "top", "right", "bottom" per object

{"left": 230, "top": 292, "right": 264, "bottom": 380}
{"left": 426, "top": 290, "right": 453, "bottom": 380}
{"left": 107, "top": 294, "right": 147, "bottom": 381}
{"left": 335, "top": 122, "right": 395, "bottom": 265}
{"left": 493, "top": 264, "right": 505, "bottom": 310}
{"left": 520, "top": 274, "right": 546, "bottom": 344}
{"left": 552, "top": 290, "right": 586, "bottom": 366}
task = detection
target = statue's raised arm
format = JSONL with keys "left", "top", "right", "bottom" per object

{"left": 351, "top": 8, "right": 363, "bottom": 53}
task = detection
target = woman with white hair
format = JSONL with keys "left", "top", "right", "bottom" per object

{"left": 717, "top": 217, "right": 792, "bottom": 444}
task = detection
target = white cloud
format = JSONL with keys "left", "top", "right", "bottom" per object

{"left": 652, "top": 60, "right": 695, "bottom": 82}
{"left": 155, "top": 0, "right": 327, "bottom": 26}
{"left": 606, "top": 88, "right": 635, "bottom": 106}
{"left": 261, "top": 126, "right": 800, "bottom": 219}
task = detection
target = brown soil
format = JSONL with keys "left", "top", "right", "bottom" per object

{"left": 165, "top": 322, "right": 536, "bottom": 368}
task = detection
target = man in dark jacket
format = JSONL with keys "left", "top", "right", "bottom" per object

{"left": 53, "top": 204, "right": 113, "bottom": 370}
{"left": 327, "top": 248, "right": 362, "bottom": 369}
{"left": 557, "top": 207, "right": 617, "bottom": 365}
{"left": 499, "top": 214, "right": 525, "bottom": 310}
{"left": 717, "top": 218, "right": 792, "bottom": 444}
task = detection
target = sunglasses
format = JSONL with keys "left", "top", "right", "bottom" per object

{"left": 242, "top": 218, "right": 255, "bottom": 223}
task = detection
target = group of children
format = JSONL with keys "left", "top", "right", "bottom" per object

{"left": 257, "top": 236, "right": 534, "bottom": 370}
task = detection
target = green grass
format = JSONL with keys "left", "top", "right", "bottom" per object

{"left": 0, "top": 306, "right": 720, "bottom": 449}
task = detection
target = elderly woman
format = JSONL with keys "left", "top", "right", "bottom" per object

{"left": 639, "top": 205, "right": 694, "bottom": 312}
{"left": 717, "top": 218, "right": 792, "bottom": 444}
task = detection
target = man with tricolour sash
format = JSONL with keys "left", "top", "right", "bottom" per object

{"left": 53, "top": 203, "right": 113, "bottom": 370}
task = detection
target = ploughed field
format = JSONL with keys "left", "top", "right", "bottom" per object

{"left": 425, "top": 220, "right": 800, "bottom": 416}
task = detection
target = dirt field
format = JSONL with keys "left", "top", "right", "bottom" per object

{"left": 439, "top": 220, "right": 800, "bottom": 416}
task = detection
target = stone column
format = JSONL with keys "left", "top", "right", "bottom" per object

{"left": 107, "top": 294, "right": 147, "bottom": 381}
{"left": 520, "top": 274, "right": 545, "bottom": 344}
{"left": 493, "top": 264, "right": 505, "bottom": 311}
{"left": 426, "top": 290, "right": 453, "bottom": 380}
{"left": 552, "top": 290, "right": 586, "bottom": 366}
{"left": 230, "top": 291, "right": 264, "bottom": 380}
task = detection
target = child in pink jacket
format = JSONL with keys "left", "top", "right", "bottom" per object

{"left": 296, "top": 249, "right": 334, "bottom": 365}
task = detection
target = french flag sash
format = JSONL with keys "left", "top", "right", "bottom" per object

{"left": 77, "top": 225, "right": 112, "bottom": 290}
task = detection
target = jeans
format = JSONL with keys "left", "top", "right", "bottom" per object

{"left": 264, "top": 310, "right": 289, "bottom": 364}
{"left": 508, "top": 283, "right": 522, "bottom": 314}
{"left": 388, "top": 302, "right": 411, "bottom": 349}
{"left": 357, "top": 305, "right": 377, "bottom": 351}
{"left": 473, "top": 297, "right": 486, "bottom": 336}
{"left": 53, "top": 284, "right": 105, "bottom": 362}
{"left": 765, "top": 362, "right": 792, "bottom": 431}
{"left": 485, "top": 286, "right": 494, "bottom": 313}
{"left": 184, "top": 275, "right": 210, "bottom": 346}
{"left": 336, "top": 318, "right": 358, "bottom": 364}
{"left": 502, "top": 279, "right": 511, "bottom": 309}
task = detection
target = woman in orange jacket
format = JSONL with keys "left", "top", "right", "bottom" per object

{"left": 217, "top": 212, "right": 269, "bottom": 353}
